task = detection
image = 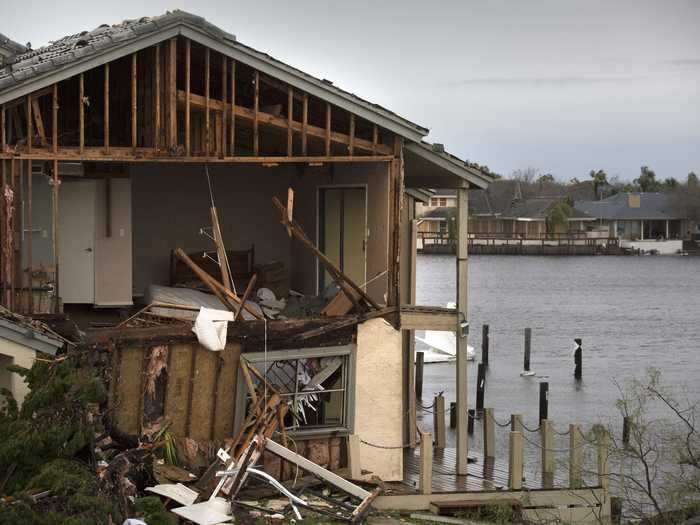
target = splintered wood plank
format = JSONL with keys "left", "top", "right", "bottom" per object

{"left": 189, "top": 345, "right": 218, "bottom": 442}
{"left": 116, "top": 346, "right": 145, "bottom": 435}
{"left": 164, "top": 343, "right": 195, "bottom": 436}
{"left": 212, "top": 342, "right": 241, "bottom": 440}
{"left": 31, "top": 98, "right": 46, "bottom": 146}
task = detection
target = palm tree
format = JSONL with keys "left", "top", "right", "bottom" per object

{"left": 589, "top": 169, "right": 608, "bottom": 197}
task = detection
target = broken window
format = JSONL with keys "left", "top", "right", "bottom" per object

{"left": 235, "top": 346, "right": 355, "bottom": 437}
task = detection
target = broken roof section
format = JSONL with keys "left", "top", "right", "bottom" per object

{"left": 0, "top": 10, "right": 492, "bottom": 189}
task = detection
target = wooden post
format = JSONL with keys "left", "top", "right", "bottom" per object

{"left": 26, "top": 96, "right": 32, "bottom": 153}
{"left": 79, "top": 74, "right": 84, "bottom": 154}
{"left": 419, "top": 431, "right": 433, "bottom": 495}
{"left": 539, "top": 382, "right": 549, "bottom": 423}
{"left": 104, "top": 64, "right": 110, "bottom": 153}
{"left": 301, "top": 93, "right": 308, "bottom": 155}
{"left": 574, "top": 338, "right": 582, "bottom": 380}
{"left": 221, "top": 56, "right": 227, "bottom": 158}
{"left": 167, "top": 38, "right": 177, "bottom": 149}
{"left": 476, "top": 361, "right": 486, "bottom": 413}
{"left": 26, "top": 160, "right": 32, "bottom": 313}
{"left": 483, "top": 407, "right": 495, "bottom": 458}
{"left": 482, "top": 324, "right": 489, "bottom": 366}
{"left": 287, "top": 86, "right": 293, "bottom": 156}
{"left": 523, "top": 327, "right": 532, "bottom": 372}
{"left": 433, "top": 394, "right": 446, "bottom": 449}
{"left": 468, "top": 408, "right": 475, "bottom": 435}
{"left": 597, "top": 427, "right": 609, "bottom": 490}
{"left": 622, "top": 416, "right": 631, "bottom": 449}
{"left": 456, "top": 187, "right": 469, "bottom": 474}
{"left": 52, "top": 84, "right": 58, "bottom": 154}
{"left": 415, "top": 351, "right": 424, "bottom": 400}
{"left": 51, "top": 159, "right": 59, "bottom": 312}
{"left": 348, "top": 113, "right": 355, "bottom": 155}
{"left": 131, "top": 53, "right": 137, "bottom": 152}
{"left": 253, "top": 70, "right": 259, "bottom": 155}
{"left": 325, "top": 102, "right": 331, "bottom": 156}
{"left": 511, "top": 414, "right": 523, "bottom": 434}
{"left": 569, "top": 423, "right": 583, "bottom": 488}
{"left": 155, "top": 44, "right": 161, "bottom": 151}
{"left": 408, "top": 219, "right": 418, "bottom": 447}
{"left": 541, "top": 419, "right": 554, "bottom": 488}
{"left": 230, "top": 59, "right": 235, "bottom": 155}
{"left": 205, "top": 48, "right": 210, "bottom": 157}
{"left": 348, "top": 434, "right": 361, "bottom": 479}
{"left": 509, "top": 431, "right": 523, "bottom": 490}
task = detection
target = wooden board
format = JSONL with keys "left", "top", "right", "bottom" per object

{"left": 164, "top": 343, "right": 195, "bottom": 436}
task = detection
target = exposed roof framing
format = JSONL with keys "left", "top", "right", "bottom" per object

{"left": 0, "top": 11, "right": 427, "bottom": 142}
{"left": 404, "top": 141, "right": 492, "bottom": 189}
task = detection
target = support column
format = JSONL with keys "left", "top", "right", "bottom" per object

{"left": 665, "top": 220, "right": 669, "bottom": 239}
{"left": 456, "top": 186, "right": 469, "bottom": 474}
{"left": 640, "top": 220, "right": 644, "bottom": 240}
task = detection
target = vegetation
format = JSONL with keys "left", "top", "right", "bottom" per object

{"left": 610, "top": 369, "right": 699, "bottom": 524}
{"left": 545, "top": 201, "right": 573, "bottom": 232}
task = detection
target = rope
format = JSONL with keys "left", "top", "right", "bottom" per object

{"left": 360, "top": 439, "right": 416, "bottom": 450}
{"left": 521, "top": 421, "right": 541, "bottom": 433}
{"left": 519, "top": 429, "right": 591, "bottom": 452}
{"left": 552, "top": 424, "right": 572, "bottom": 436}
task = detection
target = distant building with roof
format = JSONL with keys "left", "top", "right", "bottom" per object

{"left": 575, "top": 192, "right": 687, "bottom": 240}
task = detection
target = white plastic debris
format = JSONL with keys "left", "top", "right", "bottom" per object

{"left": 192, "top": 307, "right": 234, "bottom": 352}
{"left": 123, "top": 519, "right": 148, "bottom": 525}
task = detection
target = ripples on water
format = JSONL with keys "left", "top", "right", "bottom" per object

{"left": 416, "top": 254, "right": 700, "bottom": 436}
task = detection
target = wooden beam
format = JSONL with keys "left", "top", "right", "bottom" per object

{"left": 79, "top": 74, "right": 84, "bottom": 154}
{"left": 183, "top": 41, "right": 190, "bottom": 155}
{"left": 419, "top": 431, "right": 433, "bottom": 495}
{"left": 456, "top": 187, "right": 469, "bottom": 474}
{"left": 104, "top": 64, "right": 110, "bottom": 153}
{"left": 221, "top": 55, "right": 227, "bottom": 158}
{"left": 205, "top": 48, "right": 210, "bottom": 157}
{"left": 154, "top": 44, "right": 161, "bottom": 151}
{"left": 167, "top": 38, "right": 177, "bottom": 149}
{"left": 31, "top": 99, "right": 46, "bottom": 147}
{"left": 26, "top": 159, "right": 32, "bottom": 313}
{"left": 287, "top": 86, "right": 293, "bottom": 156}
{"left": 372, "top": 124, "right": 378, "bottom": 155}
{"left": 302, "top": 93, "right": 308, "bottom": 155}
{"left": 0, "top": 105, "right": 5, "bottom": 152}
{"left": 174, "top": 90, "right": 392, "bottom": 155}
{"left": 52, "top": 84, "right": 58, "bottom": 154}
{"left": 26, "top": 96, "right": 32, "bottom": 153}
{"left": 349, "top": 114, "right": 355, "bottom": 156}
{"left": 230, "top": 59, "right": 235, "bottom": 156}
{"left": 253, "top": 71, "right": 259, "bottom": 156}
{"left": 131, "top": 53, "right": 137, "bottom": 152}
{"left": 508, "top": 431, "right": 523, "bottom": 490}
{"left": 325, "top": 102, "right": 331, "bottom": 156}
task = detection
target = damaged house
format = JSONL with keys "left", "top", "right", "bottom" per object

{"left": 0, "top": 10, "right": 492, "bottom": 500}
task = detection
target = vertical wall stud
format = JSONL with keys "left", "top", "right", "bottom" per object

{"left": 79, "top": 74, "right": 84, "bottom": 154}
{"left": 52, "top": 84, "right": 59, "bottom": 154}
{"left": 253, "top": 71, "right": 259, "bottom": 156}
{"left": 348, "top": 114, "right": 355, "bottom": 156}
{"left": 131, "top": 53, "right": 137, "bottom": 151}
{"left": 26, "top": 96, "right": 32, "bottom": 153}
{"left": 301, "top": 93, "right": 308, "bottom": 155}
{"left": 205, "top": 48, "right": 210, "bottom": 157}
{"left": 287, "top": 86, "right": 293, "bottom": 156}
{"left": 154, "top": 45, "right": 161, "bottom": 151}
{"left": 230, "top": 59, "right": 236, "bottom": 156}
{"left": 325, "top": 102, "right": 331, "bottom": 156}
{"left": 221, "top": 55, "right": 227, "bottom": 158}
{"left": 184, "top": 41, "right": 190, "bottom": 156}
{"left": 167, "top": 38, "right": 177, "bottom": 149}
{"left": 104, "top": 64, "right": 110, "bottom": 153}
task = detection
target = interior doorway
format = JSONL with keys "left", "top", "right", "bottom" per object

{"left": 318, "top": 186, "right": 367, "bottom": 292}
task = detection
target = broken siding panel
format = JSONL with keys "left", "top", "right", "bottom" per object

{"left": 115, "top": 346, "right": 145, "bottom": 434}
{"left": 189, "top": 345, "right": 218, "bottom": 442}
{"left": 164, "top": 343, "right": 194, "bottom": 436}
{"left": 212, "top": 341, "right": 241, "bottom": 440}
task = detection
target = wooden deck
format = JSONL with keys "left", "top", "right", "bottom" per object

{"left": 402, "top": 447, "right": 568, "bottom": 493}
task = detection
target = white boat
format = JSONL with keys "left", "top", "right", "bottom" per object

{"left": 416, "top": 330, "right": 476, "bottom": 363}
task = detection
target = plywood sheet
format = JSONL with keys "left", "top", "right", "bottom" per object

{"left": 116, "top": 346, "right": 144, "bottom": 434}
{"left": 164, "top": 343, "right": 195, "bottom": 436}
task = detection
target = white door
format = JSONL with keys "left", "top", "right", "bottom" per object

{"left": 59, "top": 180, "right": 96, "bottom": 303}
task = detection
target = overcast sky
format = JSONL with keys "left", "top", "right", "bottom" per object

{"left": 4, "top": 0, "right": 699, "bottom": 180}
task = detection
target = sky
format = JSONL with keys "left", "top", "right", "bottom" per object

{"left": 3, "top": 0, "right": 699, "bottom": 181}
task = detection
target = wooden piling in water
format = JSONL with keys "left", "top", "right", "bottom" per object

{"left": 569, "top": 423, "right": 583, "bottom": 488}
{"left": 509, "top": 431, "right": 524, "bottom": 490}
{"left": 433, "top": 394, "right": 446, "bottom": 449}
{"left": 511, "top": 414, "right": 523, "bottom": 434}
{"left": 483, "top": 408, "right": 495, "bottom": 458}
{"left": 419, "top": 431, "right": 433, "bottom": 495}
{"left": 476, "top": 362, "right": 486, "bottom": 413}
{"left": 482, "top": 324, "right": 489, "bottom": 366}
{"left": 523, "top": 328, "right": 532, "bottom": 373}
{"left": 539, "top": 382, "right": 549, "bottom": 423}
{"left": 574, "top": 338, "right": 582, "bottom": 380}
{"left": 541, "top": 419, "right": 554, "bottom": 488}
{"left": 415, "top": 351, "right": 424, "bottom": 400}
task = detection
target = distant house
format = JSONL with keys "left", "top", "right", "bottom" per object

{"left": 575, "top": 192, "right": 687, "bottom": 240}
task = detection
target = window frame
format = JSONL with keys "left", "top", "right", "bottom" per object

{"left": 233, "top": 344, "right": 357, "bottom": 439}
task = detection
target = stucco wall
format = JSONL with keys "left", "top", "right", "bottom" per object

{"left": 355, "top": 318, "right": 403, "bottom": 481}
{"left": 0, "top": 339, "right": 36, "bottom": 406}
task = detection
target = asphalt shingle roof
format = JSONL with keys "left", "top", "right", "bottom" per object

{"left": 575, "top": 192, "right": 680, "bottom": 220}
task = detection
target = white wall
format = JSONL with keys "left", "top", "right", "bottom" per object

{"left": 0, "top": 340, "right": 36, "bottom": 406}
{"left": 355, "top": 318, "right": 403, "bottom": 481}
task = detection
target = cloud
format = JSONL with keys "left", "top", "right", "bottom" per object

{"left": 445, "top": 75, "right": 646, "bottom": 87}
